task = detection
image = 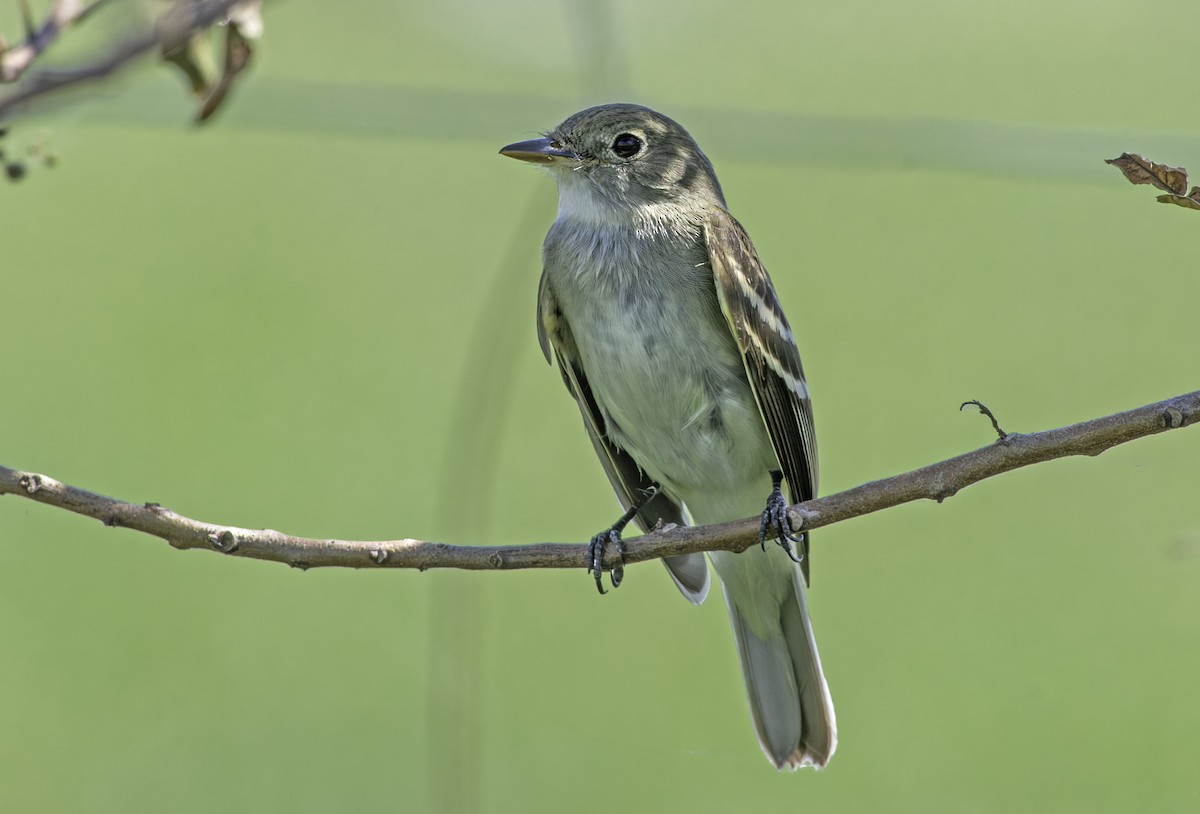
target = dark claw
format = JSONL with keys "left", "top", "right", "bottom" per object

{"left": 585, "top": 485, "right": 657, "bottom": 595}
{"left": 760, "top": 478, "right": 804, "bottom": 564}
{"left": 587, "top": 528, "right": 625, "bottom": 595}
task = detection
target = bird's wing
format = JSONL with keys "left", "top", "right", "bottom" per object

{"left": 703, "top": 206, "right": 818, "bottom": 582}
{"left": 537, "top": 271, "right": 709, "bottom": 603}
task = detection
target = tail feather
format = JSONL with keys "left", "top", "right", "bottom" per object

{"left": 662, "top": 553, "right": 710, "bottom": 604}
{"left": 718, "top": 561, "right": 836, "bottom": 770}
{"left": 780, "top": 568, "right": 836, "bottom": 765}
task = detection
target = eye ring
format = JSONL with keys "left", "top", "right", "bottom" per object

{"left": 611, "top": 133, "right": 644, "bottom": 159}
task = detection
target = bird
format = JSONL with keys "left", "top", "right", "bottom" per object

{"left": 500, "top": 103, "right": 836, "bottom": 770}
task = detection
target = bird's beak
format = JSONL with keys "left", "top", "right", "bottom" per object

{"left": 499, "top": 137, "right": 575, "bottom": 164}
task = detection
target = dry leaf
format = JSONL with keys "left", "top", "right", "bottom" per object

{"left": 157, "top": 1, "right": 263, "bottom": 124}
{"left": 162, "top": 34, "right": 212, "bottom": 96}
{"left": 1156, "top": 190, "right": 1200, "bottom": 211}
{"left": 1106, "top": 153, "right": 1190, "bottom": 196}
{"left": 196, "top": 16, "right": 255, "bottom": 123}
{"left": 1108, "top": 153, "right": 1200, "bottom": 213}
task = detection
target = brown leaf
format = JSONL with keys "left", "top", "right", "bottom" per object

{"left": 1106, "top": 153, "right": 1190, "bottom": 196}
{"left": 162, "top": 35, "right": 211, "bottom": 97}
{"left": 195, "top": 4, "right": 260, "bottom": 123}
{"left": 1156, "top": 192, "right": 1200, "bottom": 211}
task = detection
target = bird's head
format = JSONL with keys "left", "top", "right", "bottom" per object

{"left": 500, "top": 103, "right": 725, "bottom": 225}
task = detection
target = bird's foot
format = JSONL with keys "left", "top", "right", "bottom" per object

{"left": 585, "top": 486, "right": 660, "bottom": 595}
{"left": 587, "top": 527, "right": 626, "bottom": 595}
{"left": 583, "top": 487, "right": 662, "bottom": 595}
{"left": 759, "top": 475, "right": 804, "bottom": 564}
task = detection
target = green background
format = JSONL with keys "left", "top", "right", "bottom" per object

{"left": 3, "top": 1, "right": 1199, "bottom": 811}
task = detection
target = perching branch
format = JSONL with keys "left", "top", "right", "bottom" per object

{"left": 2, "top": 391, "right": 1197, "bottom": 573}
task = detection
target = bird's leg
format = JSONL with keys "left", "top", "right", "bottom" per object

{"left": 587, "top": 485, "right": 659, "bottom": 595}
{"left": 759, "top": 470, "right": 804, "bottom": 564}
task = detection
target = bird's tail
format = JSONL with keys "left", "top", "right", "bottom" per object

{"left": 718, "top": 559, "right": 836, "bottom": 769}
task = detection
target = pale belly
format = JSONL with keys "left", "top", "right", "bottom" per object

{"left": 558, "top": 268, "right": 777, "bottom": 520}
{"left": 567, "top": 281, "right": 798, "bottom": 634}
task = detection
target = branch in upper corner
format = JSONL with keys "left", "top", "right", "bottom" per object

{"left": 1107, "top": 153, "right": 1200, "bottom": 211}
{"left": 0, "top": 0, "right": 262, "bottom": 128}
{"left": 1, "top": 391, "right": 1197, "bottom": 575}
{"left": 0, "top": 0, "right": 101, "bottom": 83}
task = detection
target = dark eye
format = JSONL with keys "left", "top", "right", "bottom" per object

{"left": 611, "top": 133, "right": 643, "bottom": 158}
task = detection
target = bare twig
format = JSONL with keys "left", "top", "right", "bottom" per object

{"left": 2, "top": 391, "right": 1196, "bottom": 573}
{"left": 0, "top": 0, "right": 248, "bottom": 119}
{"left": 960, "top": 399, "right": 1008, "bottom": 440}
{"left": 2, "top": 1, "right": 109, "bottom": 83}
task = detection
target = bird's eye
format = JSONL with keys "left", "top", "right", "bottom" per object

{"left": 611, "top": 133, "right": 644, "bottom": 158}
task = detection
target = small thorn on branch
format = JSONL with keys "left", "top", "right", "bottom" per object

{"left": 961, "top": 399, "right": 1008, "bottom": 440}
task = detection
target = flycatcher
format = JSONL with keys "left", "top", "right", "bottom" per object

{"left": 500, "top": 103, "right": 836, "bottom": 770}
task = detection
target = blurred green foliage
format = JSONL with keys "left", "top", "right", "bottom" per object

{"left": 2, "top": 1, "right": 1198, "bottom": 812}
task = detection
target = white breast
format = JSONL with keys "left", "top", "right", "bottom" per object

{"left": 544, "top": 216, "right": 777, "bottom": 517}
